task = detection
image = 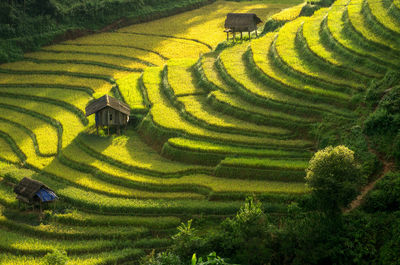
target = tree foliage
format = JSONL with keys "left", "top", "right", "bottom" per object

{"left": 306, "top": 145, "right": 363, "bottom": 212}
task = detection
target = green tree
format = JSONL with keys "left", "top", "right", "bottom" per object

{"left": 218, "top": 197, "right": 275, "bottom": 265}
{"left": 306, "top": 145, "right": 363, "bottom": 213}
{"left": 171, "top": 219, "right": 207, "bottom": 261}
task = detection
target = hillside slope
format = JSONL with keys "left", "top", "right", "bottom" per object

{"left": 0, "top": 0, "right": 399, "bottom": 263}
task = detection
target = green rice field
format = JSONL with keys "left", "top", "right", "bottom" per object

{"left": 0, "top": 0, "right": 399, "bottom": 263}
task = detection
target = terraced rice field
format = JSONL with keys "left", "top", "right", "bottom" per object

{"left": 0, "top": 0, "right": 399, "bottom": 263}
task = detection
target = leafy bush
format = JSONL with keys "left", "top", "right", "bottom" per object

{"left": 364, "top": 86, "right": 400, "bottom": 165}
{"left": 171, "top": 220, "right": 207, "bottom": 261}
{"left": 192, "top": 252, "right": 234, "bottom": 265}
{"left": 365, "top": 71, "right": 400, "bottom": 108}
{"left": 216, "top": 197, "right": 276, "bottom": 265}
{"left": 306, "top": 145, "right": 363, "bottom": 212}
{"left": 140, "top": 250, "right": 183, "bottom": 265}
{"left": 364, "top": 172, "right": 400, "bottom": 212}
{"left": 42, "top": 249, "right": 68, "bottom": 265}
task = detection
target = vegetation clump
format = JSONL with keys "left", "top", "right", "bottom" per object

{"left": 42, "top": 249, "right": 69, "bottom": 265}
{"left": 306, "top": 145, "right": 364, "bottom": 212}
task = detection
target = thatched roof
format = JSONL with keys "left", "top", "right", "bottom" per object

{"left": 85, "top": 94, "right": 130, "bottom": 117}
{"left": 224, "top": 13, "right": 262, "bottom": 32}
{"left": 14, "top": 177, "right": 57, "bottom": 204}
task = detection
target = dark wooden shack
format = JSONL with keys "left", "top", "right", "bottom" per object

{"left": 14, "top": 177, "right": 58, "bottom": 212}
{"left": 224, "top": 13, "right": 262, "bottom": 40}
{"left": 85, "top": 94, "right": 131, "bottom": 135}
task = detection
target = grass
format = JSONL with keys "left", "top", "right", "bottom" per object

{"left": 0, "top": 215, "right": 149, "bottom": 240}
{"left": 215, "top": 157, "right": 308, "bottom": 181}
{"left": 3, "top": 0, "right": 395, "bottom": 262}
{"left": 24, "top": 51, "right": 149, "bottom": 71}
{"left": 274, "top": 17, "right": 363, "bottom": 91}
{"left": 344, "top": 0, "right": 400, "bottom": 63}
{"left": 0, "top": 248, "right": 144, "bottom": 265}
{"left": 0, "top": 228, "right": 122, "bottom": 255}
{"left": 222, "top": 39, "right": 352, "bottom": 117}
{"left": 0, "top": 73, "right": 111, "bottom": 98}
{"left": 0, "top": 86, "right": 91, "bottom": 112}
{"left": 200, "top": 55, "right": 234, "bottom": 93}
{"left": 53, "top": 153, "right": 206, "bottom": 200}
{"left": 0, "top": 96, "right": 84, "bottom": 151}
{"left": 0, "top": 248, "right": 145, "bottom": 265}
{"left": 43, "top": 44, "right": 166, "bottom": 66}
{"left": 302, "top": 8, "right": 381, "bottom": 78}
{"left": 48, "top": 142, "right": 309, "bottom": 195}
{"left": 142, "top": 67, "right": 311, "bottom": 147}
{"left": 118, "top": 0, "right": 302, "bottom": 48}
{"left": 0, "top": 120, "right": 54, "bottom": 168}
{"left": 166, "top": 58, "right": 204, "bottom": 96}
{"left": 220, "top": 157, "right": 308, "bottom": 170}
{"left": 79, "top": 132, "right": 209, "bottom": 174}
{"left": 165, "top": 137, "right": 312, "bottom": 158}
{"left": 65, "top": 32, "right": 210, "bottom": 59}
{"left": 366, "top": 0, "right": 400, "bottom": 34}
{"left": 0, "top": 182, "right": 19, "bottom": 206}
{"left": 175, "top": 93, "right": 294, "bottom": 137}
{"left": 116, "top": 73, "right": 147, "bottom": 111}
{"left": 51, "top": 210, "right": 180, "bottom": 228}
{"left": 33, "top": 174, "right": 245, "bottom": 214}
{"left": 0, "top": 61, "right": 132, "bottom": 80}
{"left": 207, "top": 89, "right": 315, "bottom": 127}
{"left": 361, "top": 0, "right": 400, "bottom": 45}
{"left": 271, "top": 2, "right": 306, "bottom": 21}
{"left": 0, "top": 138, "right": 20, "bottom": 164}
{"left": 0, "top": 107, "right": 58, "bottom": 156}
{"left": 386, "top": 0, "right": 400, "bottom": 23}
{"left": 320, "top": 3, "right": 390, "bottom": 73}
{"left": 347, "top": 0, "right": 400, "bottom": 51}
{"left": 326, "top": 3, "right": 398, "bottom": 69}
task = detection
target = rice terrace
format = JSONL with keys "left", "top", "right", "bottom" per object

{"left": 0, "top": 0, "right": 399, "bottom": 264}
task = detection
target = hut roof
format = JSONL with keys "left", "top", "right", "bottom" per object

{"left": 85, "top": 94, "right": 131, "bottom": 117}
{"left": 14, "top": 177, "right": 58, "bottom": 203}
{"left": 224, "top": 13, "right": 262, "bottom": 31}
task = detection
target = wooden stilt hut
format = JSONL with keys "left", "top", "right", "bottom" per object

{"left": 14, "top": 177, "right": 58, "bottom": 212}
{"left": 224, "top": 13, "right": 262, "bottom": 41}
{"left": 85, "top": 94, "right": 131, "bottom": 135}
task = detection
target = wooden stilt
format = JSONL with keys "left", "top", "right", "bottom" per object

{"left": 107, "top": 126, "right": 110, "bottom": 136}
{"left": 226, "top": 32, "right": 229, "bottom": 41}
{"left": 240, "top": 32, "right": 243, "bottom": 40}
{"left": 255, "top": 29, "right": 258, "bottom": 37}
{"left": 233, "top": 32, "right": 236, "bottom": 42}
{"left": 248, "top": 31, "right": 251, "bottom": 40}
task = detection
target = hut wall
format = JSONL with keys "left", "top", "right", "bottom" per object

{"left": 96, "top": 107, "right": 128, "bottom": 126}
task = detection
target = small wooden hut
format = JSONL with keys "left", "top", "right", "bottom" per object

{"left": 85, "top": 94, "right": 131, "bottom": 135}
{"left": 14, "top": 177, "right": 58, "bottom": 212}
{"left": 224, "top": 13, "right": 262, "bottom": 41}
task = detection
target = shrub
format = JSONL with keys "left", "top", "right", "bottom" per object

{"left": 42, "top": 249, "right": 68, "bottom": 265}
{"left": 364, "top": 172, "right": 400, "bottom": 212}
{"left": 364, "top": 86, "right": 400, "bottom": 165}
{"left": 171, "top": 220, "right": 207, "bottom": 261}
{"left": 306, "top": 145, "right": 363, "bottom": 212}
{"left": 192, "top": 252, "right": 234, "bottom": 265}
{"left": 140, "top": 250, "right": 183, "bottom": 265}
{"left": 217, "top": 197, "right": 275, "bottom": 265}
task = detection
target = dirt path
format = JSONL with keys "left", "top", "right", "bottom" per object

{"left": 344, "top": 148, "right": 394, "bottom": 213}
